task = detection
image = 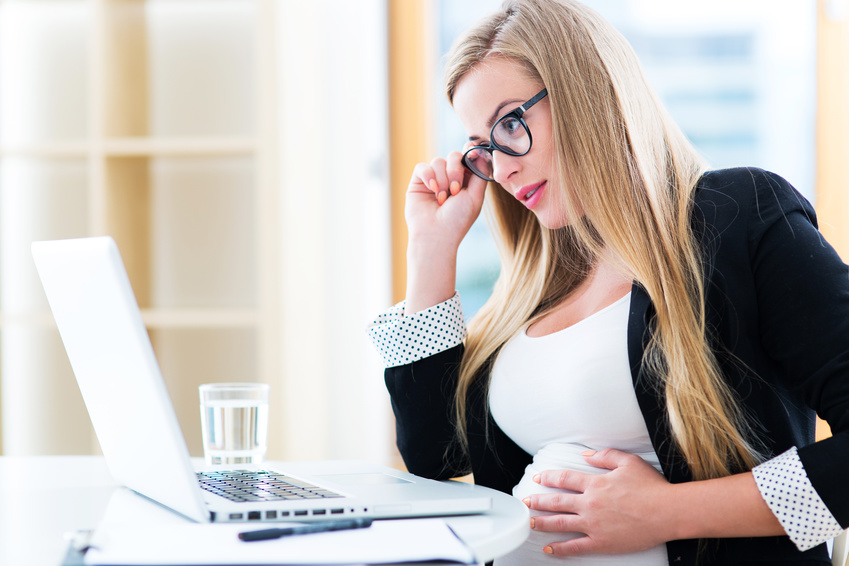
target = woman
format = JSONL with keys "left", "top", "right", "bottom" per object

{"left": 368, "top": 1, "right": 849, "bottom": 564}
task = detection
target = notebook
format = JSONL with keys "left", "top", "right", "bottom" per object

{"left": 32, "top": 236, "right": 491, "bottom": 524}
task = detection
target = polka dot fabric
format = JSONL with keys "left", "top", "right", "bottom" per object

{"left": 367, "top": 292, "right": 467, "bottom": 368}
{"left": 752, "top": 447, "right": 844, "bottom": 551}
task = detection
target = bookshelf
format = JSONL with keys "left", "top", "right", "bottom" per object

{"left": 0, "top": 0, "right": 277, "bottom": 458}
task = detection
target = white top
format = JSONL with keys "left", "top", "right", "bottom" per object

{"left": 489, "top": 293, "right": 667, "bottom": 565}
{"left": 366, "top": 293, "right": 845, "bottom": 555}
{"left": 489, "top": 293, "right": 649, "bottom": 456}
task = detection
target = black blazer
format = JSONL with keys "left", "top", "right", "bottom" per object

{"left": 384, "top": 168, "right": 849, "bottom": 566}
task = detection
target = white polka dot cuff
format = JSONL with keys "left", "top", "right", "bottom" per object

{"left": 752, "top": 447, "right": 845, "bottom": 551}
{"left": 367, "top": 292, "right": 467, "bottom": 368}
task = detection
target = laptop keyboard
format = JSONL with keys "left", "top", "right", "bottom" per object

{"left": 197, "top": 470, "right": 344, "bottom": 503}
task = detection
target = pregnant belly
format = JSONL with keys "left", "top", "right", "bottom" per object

{"left": 495, "top": 444, "right": 668, "bottom": 566}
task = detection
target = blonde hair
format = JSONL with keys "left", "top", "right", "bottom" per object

{"left": 445, "top": 0, "right": 761, "bottom": 481}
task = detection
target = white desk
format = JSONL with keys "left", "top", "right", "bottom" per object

{"left": 0, "top": 456, "right": 529, "bottom": 566}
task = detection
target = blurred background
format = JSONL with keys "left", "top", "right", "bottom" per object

{"left": 0, "top": 0, "right": 845, "bottom": 465}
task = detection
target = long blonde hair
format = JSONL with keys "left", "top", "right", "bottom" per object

{"left": 445, "top": 0, "right": 761, "bottom": 481}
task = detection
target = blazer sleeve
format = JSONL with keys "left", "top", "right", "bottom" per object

{"left": 384, "top": 344, "right": 472, "bottom": 480}
{"left": 367, "top": 294, "right": 472, "bottom": 479}
{"left": 742, "top": 169, "right": 849, "bottom": 528}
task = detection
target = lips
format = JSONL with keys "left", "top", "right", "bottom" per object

{"left": 515, "top": 181, "right": 546, "bottom": 209}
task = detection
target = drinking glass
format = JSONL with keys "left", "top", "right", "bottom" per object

{"left": 199, "top": 382, "right": 269, "bottom": 465}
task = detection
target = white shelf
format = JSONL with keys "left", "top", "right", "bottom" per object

{"left": 0, "top": 142, "right": 90, "bottom": 159}
{"left": 102, "top": 137, "right": 256, "bottom": 157}
{"left": 0, "top": 309, "right": 259, "bottom": 329}
{"left": 0, "top": 313, "right": 56, "bottom": 327}
{"left": 0, "top": 138, "right": 255, "bottom": 158}
{"left": 140, "top": 308, "right": 259, "bottom": 328}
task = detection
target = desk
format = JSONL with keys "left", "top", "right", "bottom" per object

{"left": 0, "top": 456, "right": 529, "bottom": 566}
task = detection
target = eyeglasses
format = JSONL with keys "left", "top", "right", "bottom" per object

{"left": 462, "top": 88, "right": 548, "bottom": 182}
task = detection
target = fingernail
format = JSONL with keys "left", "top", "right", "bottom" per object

{"left": 532, "top": 474, "right": 541, "bottom": 483}
{"left": 450, "top": 180, "right": 460, "bottom": 195}
{"left": 529, "top": 517, "right": 535, "bottom": 529}
{"left": 581, "top": 450, "right": 597, "bottom": 457}
{"left": 522, "top": 497, "right": 530, "bottom": 507}
{"left": 429, "top": 179, "right": 439, "bottom": 193}
{"left": 437, "top": 191, "right": 447, "bottom": 205}
{"left": 543, "top": 546, "right": 553, "bottom": 554}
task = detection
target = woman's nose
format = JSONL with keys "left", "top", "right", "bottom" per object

{"left": 491, "top": 150, "right": 520, "bottom": 185}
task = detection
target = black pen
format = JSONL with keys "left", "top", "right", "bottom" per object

{"left": 238, "top": 518, "right": 373, "bottom": 542}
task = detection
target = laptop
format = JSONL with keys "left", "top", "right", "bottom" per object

{"left": 31, "top": 236, "right": 491, "bottom": 524}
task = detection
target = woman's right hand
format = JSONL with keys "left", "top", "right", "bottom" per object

{"left": 405, "top": 150, "right": 488, "bottom": 251}
{"left": 403, "top": 149, "right": 488, "bottom": 314}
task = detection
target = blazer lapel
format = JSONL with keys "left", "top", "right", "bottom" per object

{"left": 627, "top": 284, "right": 692, "bottom": 484}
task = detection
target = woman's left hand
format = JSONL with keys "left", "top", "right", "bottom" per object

{"left": 525, "top": 448, "right": 676, "bottom": 557}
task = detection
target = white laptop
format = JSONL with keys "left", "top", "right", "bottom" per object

{"left": 31, "top": 236, "right": 490, "bottom": 524}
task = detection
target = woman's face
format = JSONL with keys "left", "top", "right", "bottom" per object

{"left": 453, "top": 57, "right": 574, "bottom": 229}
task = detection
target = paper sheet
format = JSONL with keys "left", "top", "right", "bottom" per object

{"left": 83, "top": 518, "right": 475, "bottom": 565}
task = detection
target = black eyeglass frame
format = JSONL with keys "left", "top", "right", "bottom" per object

{"left": 462, "top": 88, "right": 549, "bottom": 182}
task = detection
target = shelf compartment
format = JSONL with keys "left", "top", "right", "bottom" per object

{"left": 149, "top": 155, "right": 257, "bottom": 309}
{"left": 0, "top": 1, "right": 91, "bottom": 145}
{"left": 102, "top": 155, "right": 257, "bottom": 311}
{"left": 102, "top": 0, "right": 257, "bottom": 139}
{"left": 151, "top": 327, "right": 258, "bottom": 457}
{"left": 0, "top": 326, "right": 95, "bottom": 455}
{"left": 0, "top": 157, "right": 90, "bottom": 314}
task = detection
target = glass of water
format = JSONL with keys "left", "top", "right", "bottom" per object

{"left": 199, "top": 382, "right": 270, "bottom": 465}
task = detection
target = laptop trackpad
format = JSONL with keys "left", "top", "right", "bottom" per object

{"left": 316, "top": 473, "right": 412, "bottom": 486}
